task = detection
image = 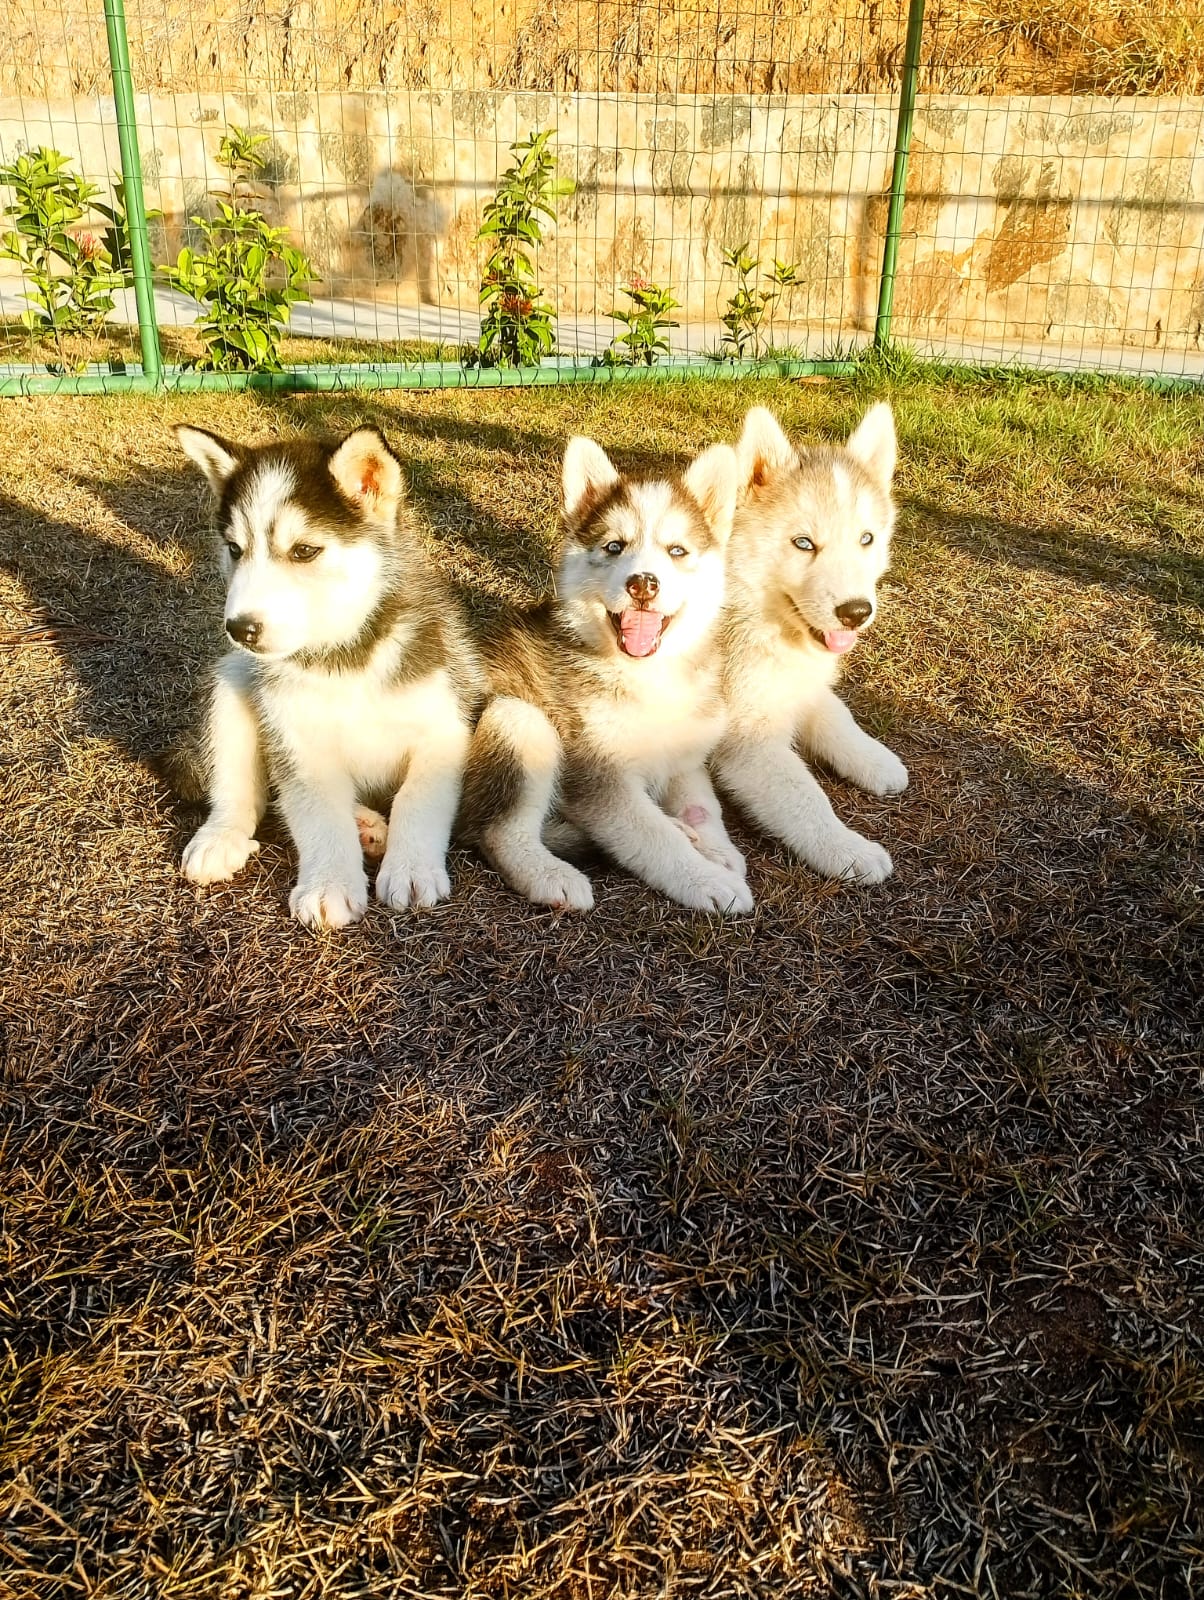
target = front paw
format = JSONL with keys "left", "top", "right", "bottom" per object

{"left": 376, "top": 851, "right": 451, "bottom": 911}
{"left": 677, "top": 865, "right": 755, "bottom": 916}
{"left": 523, "top": 859, "right": 595, "bottom": 913}
{"left": 182, "top": 824, "right": 259, "bottom": 885}
{"left": 827, "top": 830, "right": 894, "bottom": 885}
{"left": 852, "top": 746, "right": 909, "bottom": 796}
{"left": 289, "top": 876, "right": 369, "bottom": 930}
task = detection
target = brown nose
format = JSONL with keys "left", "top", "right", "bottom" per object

{"left": 625, "top": 571, "right": 660, "bottom": 605}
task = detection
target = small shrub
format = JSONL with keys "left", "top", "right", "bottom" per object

{"left": 93, "top": 176, "right": 162, "bottom": 281}
{"left": 0, "top": 147, "right": 126, "bottom": 368}
{"left": 163, "top": 126, "right": 314, "bottom": 372}
{"left": 719, "top": 243, "right": 799, "bottom": 360}
{"left": 599, "top": 277, "right": 680, "bottom": 367}
{"left": 472, "top": 129, "right": 573, "bottom": 369}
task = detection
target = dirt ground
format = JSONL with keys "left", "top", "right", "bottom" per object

{"left": 0, "top": 370, "right": 1201, "bottom": 1596}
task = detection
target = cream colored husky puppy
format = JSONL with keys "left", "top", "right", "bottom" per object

{"left": 712, "top": 404, "right": 908, "bottom": 883}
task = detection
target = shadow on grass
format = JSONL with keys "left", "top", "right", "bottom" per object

{"left": 904, "top": 493, "right": 1204, "bottom": 637}
{"left": 1, "top": 401, "right": 1201, "bottom": 1596}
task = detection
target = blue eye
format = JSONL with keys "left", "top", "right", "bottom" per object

{"left": 860, "top": 531, "right": 875, "bottom": 546}
{"left": 602, "top": 539, "right": 625, "bottom": 556}
{"left": 668, "top": 544, "right": 688, "bottom": 558}
{"left": 793, "top": 535, "right": 815, "bottom": 552}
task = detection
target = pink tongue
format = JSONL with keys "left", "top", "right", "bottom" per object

{"left": 619, "top": 608, "right": 663, "bottom": 658}
{"left": 823, "top": 628, "right": 860, "bottom": 654}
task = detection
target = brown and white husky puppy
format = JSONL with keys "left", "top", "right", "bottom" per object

{"left": 176, "top": 424, "right": 482, "bottom": 929}
{"left": 460, "top": 436, "right": 752, "bottom": 915}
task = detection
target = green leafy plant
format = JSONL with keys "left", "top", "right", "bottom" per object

{"left": 719, "top": 243, "right": 799, "bottom": 360}
{"left": 163, "top": 126, "right": 314, "bottom": 372}
{"left": 93, "top": 175, "right": 161, "bottom": 280}
{"left": 472, "top": 129, "right": 573, "bottom": 369}
{"left": 599, "top": 276, "right": 680, "bottom": 367}
{"left": 0, "top": 147, "right": 126, "bottom": 367}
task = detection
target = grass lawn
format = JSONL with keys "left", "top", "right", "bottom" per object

{"left": 0, "top": 368, "right": 1201, "bottom": 1598}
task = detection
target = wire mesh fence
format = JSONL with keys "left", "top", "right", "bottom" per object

{"left": 1, "top": 0, "right": 1203, "bottom": 394}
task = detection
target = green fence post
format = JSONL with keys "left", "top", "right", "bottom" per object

{"left": 103, "top": 0, "right": 162, "bottom": 386}
{"left": 874, "top": 0, "right": 926, "bottom": 351}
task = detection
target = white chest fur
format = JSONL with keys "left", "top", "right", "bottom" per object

{"left": 729, "top": 621, "right": 841, "bottom": 735}
{"left": 578, "top": 655, "right": 726, "bottom": 785}
{"left": 258, "top": 662, "right": 461, "bottom": 792}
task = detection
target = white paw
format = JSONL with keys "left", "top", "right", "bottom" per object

{"left": 827, "top": 831, "right": 894, "bottom": 885}
{"left": 376, "top": 853, "right": 451, "bottom": 911}
{"left": 182, "top": 824, "right": 259, "bottom": 885}
{"left": 289, "top": 877, "right": 369, "bottom": 930}
{"left": 355, "top": 806, "right": 389, "bottom": 861}
{"left": 523, "top": 859, "right": 595, "bottom": 912}
{"left": 852, "top": 747, "right": 909, "bottom": 796}
{"left": 677, "top": 866, "right": 755, "bottom": 916}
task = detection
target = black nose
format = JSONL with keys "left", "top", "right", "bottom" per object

{"left": 625, "top": 571, "right": 660, "bottom": 604}
{"left": 226, "top": 614, "right": 263, "bottom": 648}
{"left": 834, "top": 598, "right": 872, "bottom": 629}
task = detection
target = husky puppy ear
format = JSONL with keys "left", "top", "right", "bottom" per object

{"left": 682, "top": 443, "right": 739, "bottom": 543}
{"left": 846, "top": 402, "right": 897, "bottom": 492}
{"left": 736, "top": 407, "right": 796, "bottom": 492}
{"left": 328, "top": 427, "right": 405, "bottom": 519}
{"left": 175, "top": 425, "right": 241, "bottom": 495}
{"left": 562, "top": 436, "right": 621, "bottom": 523}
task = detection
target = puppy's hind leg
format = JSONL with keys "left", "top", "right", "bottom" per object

{"left": 463, "top": 697, "right": 593, "bottom": 911}
{"left": 182, "top": 655, "right": 268, "bottom": 886}
{"left": 663, "top": 764, "right": 747, "bottom": 880}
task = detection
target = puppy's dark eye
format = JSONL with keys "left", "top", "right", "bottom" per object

{"left": 225, "top": 541, "right": 243, "bottom": 562}
{"left": 667, "top": 544, "right": 688, "bottom": 559}
{"left": 602, "top": 539, "right": 625, "bottom": 556}
{"left": 860, "top": 531, "right": 875, "bottom": 546}
{"left": 289, "top": 544, "right": 322, "bottom": 564}
{"left": 793, "top": 535, "right": 815, "bottom": 552}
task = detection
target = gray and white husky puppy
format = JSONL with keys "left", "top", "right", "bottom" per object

{"left": 460, "top": 435, "right": 753, "bottom": 915}
{"left": 712, "top": 404, "right": 908, "bottom": 883}
{"left": 176, "top": 424, "right": 482, "bottom": 929}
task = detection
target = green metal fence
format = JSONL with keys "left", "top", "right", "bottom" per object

{"left": 2, "top": 0, "right": 1202, "bottom": 397}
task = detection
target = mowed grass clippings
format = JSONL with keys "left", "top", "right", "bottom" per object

{"left": 0, "top": 372, "right": 1201, "bottom": 1599}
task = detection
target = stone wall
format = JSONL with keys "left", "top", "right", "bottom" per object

{"left": 2, "top": 90, "right": 1203, "bottom": 355}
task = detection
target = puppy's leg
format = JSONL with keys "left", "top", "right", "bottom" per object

{"left": 662, "top": 765, "right": 747, "bottom": 879}
{"left": 566, "top": 769, "right": 753, "bottom": 915}
{"left": 463, "top": 698, "right": 593, "bottom": 911}
{"left": 713, "top": 732, "right": 893, "bottom": 884}
{"left": 182, "top": 656, "right": 267, "bottom": 886}
{"left": 798, "top": 688, "right": 908, "bottom": 796}
{"left": 374, "top": 719, "right": 469, "bottom": 912}
{"left": 277, "top": 773, "right": 368, "bottom": 930}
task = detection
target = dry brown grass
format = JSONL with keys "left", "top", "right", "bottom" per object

{"left": 1, "top": 371, "right": 1202, "bottom": 1597}
{"left": 6, "top": 0, "right": 1204, "bottom": 101}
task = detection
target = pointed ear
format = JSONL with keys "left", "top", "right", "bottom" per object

{"left": 175, "top": 425, "right": 240, "bottom": 495}
{"left": 736, "top": 406, "right": 796, "bottom": 492}
{"left": 846, "top": 402, "right": 897, "bottom": 491}
{"left": 328, "top": 427, "right": 405, "bottom": 518}
{"left": 682, "top": 443, "right": 739, "bottom": 543}
{"left": 562, "top": 436, "right": 620, "bottom": 523}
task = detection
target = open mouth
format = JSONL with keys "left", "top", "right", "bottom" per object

{"left": 790, "top": 599, "right": 863, "bottom": 656}
{"left": 608, "top": 606, "right": 672, "bottom": 658}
